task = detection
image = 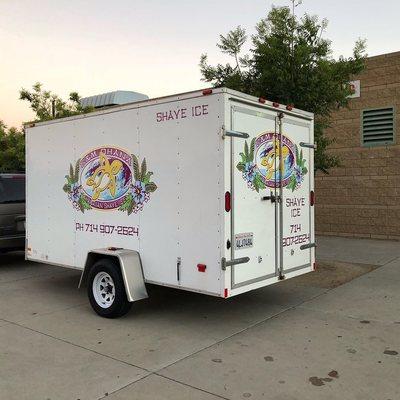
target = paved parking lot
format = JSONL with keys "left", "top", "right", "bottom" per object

{"left": 0, "top": 237, "right": 399, "bottom": 400}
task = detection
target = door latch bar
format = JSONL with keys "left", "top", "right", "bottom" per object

{"left": 221, "top": 256, "right": 250, "bottom": 271}
{"left": 300, "top": 242, "right": 316, "bottom": 250}
{"left": 299, "top": 142, "right": 317, "bottom": 149}
{"left": 224, "top": 130, "right": 250, "bottom": 139}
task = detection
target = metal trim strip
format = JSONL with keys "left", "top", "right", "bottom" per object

{"left": 283, "top": 263, "right": 311, "bottom": 274}
{"left": 232, "top": 271, "right": 276, "bottom": 289}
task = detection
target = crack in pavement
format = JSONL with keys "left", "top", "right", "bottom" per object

{"left": 96, "top": 373, "right": 232, "bottom": 400}
{"left": 0, "top": 318, "right": 151, "bottom": 373}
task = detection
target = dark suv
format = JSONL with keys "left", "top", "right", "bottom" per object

{"left": 0, "top": 174, "right": 25, "bottom": 253}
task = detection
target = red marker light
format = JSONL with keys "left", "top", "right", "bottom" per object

{"left": 313, "top": 262, "right": 317, "bottom": 271}
{"left": 286, "top": 104, "right": 293, "bottom": 111}
{"left": 225, "top": 191, "right": 231, "bottom": 212}
{"left": 310, "top": 190, "right": 315, "bottom": 206}
{"left": 202, "top": 88, "right": 213, "bottom": 95}
{"left": 224, "top": 288, "right": 228, "bottom": 298}
{"left": 258, "top": 97, "right": 266, "bottom": 104}
{"left": 197, "top": 264, "right": 207, "bottom": 272}
{"left": 272, "top": 102, "right": 280, "bottom": 108}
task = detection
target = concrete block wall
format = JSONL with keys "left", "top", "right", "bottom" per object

{"left": 315, "top": 51, "right": 400, "bottom": 240}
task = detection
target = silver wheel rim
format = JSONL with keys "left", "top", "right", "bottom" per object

{"left": 92, "top": 272, "right": 115, "bottom": 309}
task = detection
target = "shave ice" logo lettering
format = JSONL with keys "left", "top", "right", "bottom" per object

{"left": 63, "top": 146, "right": 157, "bottom": 214}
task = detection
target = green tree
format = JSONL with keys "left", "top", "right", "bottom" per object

{"left": 20, "top": 82, "right": 93, "bottom": 122}
{"left": 0, "top": 83, "right": 93, "bottom": 172}
{"left": 200, "top": 6, "right": 366, "bottom": 172}
{"left": 0, "top": 121, "right": 25, "bottom": 172}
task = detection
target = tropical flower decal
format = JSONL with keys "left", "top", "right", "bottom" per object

{"left": 63, "top": 146, "right": 157, "bottom": 214}
{"left": 236, "top": 133, "right": 308, "bottom": 192}
{"left": 118, "top": 156, "right": 157, "bottom": 215}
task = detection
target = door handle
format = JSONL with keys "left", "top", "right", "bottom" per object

{"left": 262, "top": 191, "right": 276, "bottom": 203}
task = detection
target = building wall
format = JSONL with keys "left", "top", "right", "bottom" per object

{"left": 315, "top": 51, "right": 400, "bottom": 240}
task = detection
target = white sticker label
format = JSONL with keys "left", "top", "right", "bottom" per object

{"left": 234, "top": 232, "right": 254, "bottom": 250}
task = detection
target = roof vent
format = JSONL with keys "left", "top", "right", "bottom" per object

{"left": 80, "top": 90, "right": 148, "bottom": 109}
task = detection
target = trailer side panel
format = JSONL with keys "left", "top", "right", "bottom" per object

{"left": 26, "top": 92, "right": 225, "bottom": 296}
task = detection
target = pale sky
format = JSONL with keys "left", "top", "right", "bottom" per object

{"left": 1, "top": 0, "right": 399, "bottom": 128}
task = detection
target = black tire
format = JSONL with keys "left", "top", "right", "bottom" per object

{"left": 87, "top": 258, "right": 132, "bottom": 318}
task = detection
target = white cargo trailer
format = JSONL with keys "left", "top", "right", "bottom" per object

{"left": 25, "top": 88, "right": 315, "bottom": 317}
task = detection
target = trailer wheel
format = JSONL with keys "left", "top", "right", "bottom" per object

{"left": 87, "top": 259, "right": 132, "bottom": 318}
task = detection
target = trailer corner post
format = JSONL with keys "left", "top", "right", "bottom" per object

{"left": 278, "top": 112, "right": 285, "bottom": 281}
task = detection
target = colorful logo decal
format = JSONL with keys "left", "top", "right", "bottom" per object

{"left": 63, "top": 146, "right": 157, "bottom": 214}
{"left": 236, "top": 133, "right": 308, "bottom": 192}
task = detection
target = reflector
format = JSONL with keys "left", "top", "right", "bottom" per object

{"left": 197, "top": 264, "right": 206, "bottom": 272}
{"left": 310, "top": 190, "right": 315, "bottom": 206}
{"left": 225, "top": 191, "right": 231, "bottom": 212}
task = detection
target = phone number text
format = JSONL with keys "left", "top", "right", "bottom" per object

{"left": 75, "top": 223, "right": 139, "bottom": 236}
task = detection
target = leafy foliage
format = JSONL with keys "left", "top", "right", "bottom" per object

{"left": 20, "top": 82, "right": 94, "bottom": 122}
{"left": 119, "top": 193, "right": 135, "bottom": 215}
{"left": 200, "top": 6, "right": 366, "bottom": 173}
{"left": 236, "top": 137, "right": 255, "bottom": 171}
{"left": 287, "top": 145, "right": 307, "bottom": 191}
{"left": 0, "top": 121, "right": 25, "bottom": 172}
{"left": 119, "top": 155, "right": 158, "bottom": 215}
{"left": 62, "top": 159, "right": 91, "bottom": 212}
{"left": 236, "top": 138, "right": 266, "bottom": 192}
{"left": 63, "top": 159, "right": 80, "bottom": 193}
{"left": 78, "top": 195, "right": 91, "bottom": 213}
{"left": 1, "top": 83, "right": 94, "bottom": 172}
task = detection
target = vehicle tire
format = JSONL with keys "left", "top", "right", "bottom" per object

{"left": 87, "top": 258, "right": 132, "bottom": 318}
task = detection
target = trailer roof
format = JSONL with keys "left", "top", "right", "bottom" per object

{"left": 24, "top": 88, "right": 313, "bottom": 128}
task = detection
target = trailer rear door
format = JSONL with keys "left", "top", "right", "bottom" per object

{"left": 279, "top": 113, "right": 314, "bottom": 276}
{"left": 229, "top": 105, "right": 278, "bottom": 288}
{"left": 229, "top": 102, "right": 314, "bottom": 289}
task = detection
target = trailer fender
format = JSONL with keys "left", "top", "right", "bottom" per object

{"left": 78, "top": 248, "right": 148, "bottom": 302}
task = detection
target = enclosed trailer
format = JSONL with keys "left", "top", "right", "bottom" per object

{"left": 25, "top": 88, "right": 315, "bottom": 317}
